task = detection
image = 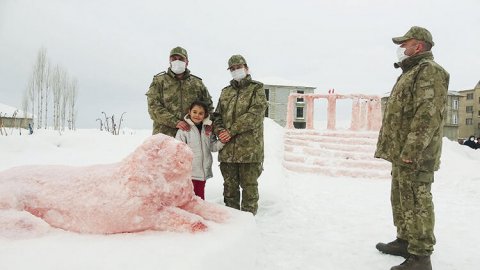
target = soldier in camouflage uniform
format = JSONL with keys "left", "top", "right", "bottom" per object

{"left": 213, "top": 55, "right": 267, "bottom": 215}
{"left": 146, "top": 46, "right": 213, "bottom": 137}
{"left": 374, "top": 26, "right": 449, "bottom": 270}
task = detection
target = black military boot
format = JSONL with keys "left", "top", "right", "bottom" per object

{"left": 390, "top": 255, "right": 432, "bottom": 270}
{"left": 376, "top": 238, "right": 409, "bottom": 258}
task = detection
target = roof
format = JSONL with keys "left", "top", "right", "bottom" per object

{"left": 258, "top": 76, "right": 316, "bottom": 88}
{"left": 457, "top": 88, "right": 475, "bottom": 93}
{"left": 448, "top": 91, "right": 463, "bottom": 96}
{"left": 0, "top": 102, "right": 33, "bottom": 118}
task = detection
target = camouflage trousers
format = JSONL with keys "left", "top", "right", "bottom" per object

{"left": 220, "top": 162, "right": 262, "bottom": 215}
{"left": 391, "top": 164, "right": 436, "bottom": 256}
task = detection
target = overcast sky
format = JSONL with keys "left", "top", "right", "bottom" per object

{"left": 1, "top": 0, "right": 479, "bottom": 129}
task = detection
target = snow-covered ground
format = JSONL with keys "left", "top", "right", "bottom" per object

{"left": 0, "top": 102, "right": 32, "bottom": 118}
{"left": 1, "top": 119, "right": 479, "bottom": 270}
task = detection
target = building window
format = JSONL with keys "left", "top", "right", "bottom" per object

{"left": 296, "top": 107, "right": 304, "bottom": 119}
{"left": 452, "top": 99, "right": 459, "bottom": 110}
{"left": 478, "top": 97, "right": 480, "bottom": 104}
{"left": 297, "top": 90, "right": 304, "bottom": 103}
{"left": 478, "top": 110, "right": 480, "bottom": 117}
{"left": 467, "top": 93, "right": 474, "bottom": 100}
{"left": 466, "top": 106, "right": 473, "bottom": 113}
{"left": 452, "top": 114, "right": 458, "bottom": 125}
{"left": 466, "top": 118, "right": 473, "bottom": 125}
{"left": 264, "top": 88, "right": 269, "bottom": 101}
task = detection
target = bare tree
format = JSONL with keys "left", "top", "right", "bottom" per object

{"left": 117, "top": 112, "right": 127, "bottom": 134}
{"left": 51, "top": 65, "right": 69, "bottom": 130}
{"left": 25, "top": 76, "right": 35, "bottom": 128}
{"left": 43, "top": 61, "right": 51, "bottom": 129}
{"left": 51, "top": 65, "right": 63, "bottom": 130}
{"left": 21, "top": 47, "right": 80, "bottom": 132}
{"left": 60, "top": 72, "right": 69, "bottom": 131}
{"left": 96, "top": 118, "right": 104, "bottom": 131}
{"left": 21, "top": 93, "right": 30, "bottom": 135}
{"left": 68, "top": 78, "right": 78, "bottom": 130}
{"left": 111, "top": 114, "right": 117, "bottom": 135}
{"left": 96, "top": 112, "right": 126, "bottom": 135}
{"left": 10, "top": 110, "right": 18, "bottom": 135}
{"left": 102, "top": 112, "right": 110, "bottom": 132}
{"left": 33, "top": 47, "right": 47, "bottom": 129}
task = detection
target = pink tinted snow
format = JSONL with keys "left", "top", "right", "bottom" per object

{"left": 282, "top": 129, "right": 391, "bottom": 179}
{"left": 0, "top": 134, "right": 228, "bottom": 237}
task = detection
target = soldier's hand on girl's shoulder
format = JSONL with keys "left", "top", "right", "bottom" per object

{"left": 176, "top": 121, "right": 190, "bottom": 131}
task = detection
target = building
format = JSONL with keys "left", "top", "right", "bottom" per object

{"left": 458, "top": 81, "right": 480, "bottom": 139}
{"left": 261, "top": 77, "right": 316, "bottom": 128}
{"left": 0, "top": 102, "right": 33, "bottom": 130}
{"left": 380, "top": 91, "right": 461, "bottom": 141}
{"left": 444, "top": 91, "right": 462, "bottom": 140}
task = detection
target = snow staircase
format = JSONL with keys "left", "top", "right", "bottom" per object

{"left": 283, "top": 129, "right": 391, "bottom": 179}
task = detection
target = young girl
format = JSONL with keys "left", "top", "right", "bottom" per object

{"left": 175, "top": 101, "right": 224, "bottom": 200}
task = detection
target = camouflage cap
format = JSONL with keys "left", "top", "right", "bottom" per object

{"left": 392, "top": 26, "right": 434, "bottom": 46}
{"left": 227, "top": 55, "right": 247, "bottom": 70}
{"left": 170, "top": 46, "right": 188, "bottom": 59}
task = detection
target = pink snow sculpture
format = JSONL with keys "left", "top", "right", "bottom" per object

{"left": 0, "top": 209, "right": 52, "bottom": 239}
{"left": 0, "top": 134, "right": 228, "bottom": 236}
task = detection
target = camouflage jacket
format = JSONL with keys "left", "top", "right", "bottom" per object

{"left": 213, "top": 75, "right": 267, "bottom": 163}
{"left": 146, "top": 68, "right": 213, "bottom": 137}
{"left": 375, "top": 52, "right": 449, "bottom": 172}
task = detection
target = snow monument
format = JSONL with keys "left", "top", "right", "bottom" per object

{"left": 0, "top": 134, "right": 229, "bottom": 236}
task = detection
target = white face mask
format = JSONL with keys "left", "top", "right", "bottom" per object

{"left": 170, "top": 60, "right": 186, "bottom": 74}
{"left": 231, "top": 68, "right": 247, "bottom": 81}
{"left": 396, "top": 46, "right": 409, "bottom": 62}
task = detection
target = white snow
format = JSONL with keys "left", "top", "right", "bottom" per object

{"left": 0, "top": 102, "right": 33, "bottom": 118}
{"left": 1, "top": 119, "right": 479, "bottom": 270}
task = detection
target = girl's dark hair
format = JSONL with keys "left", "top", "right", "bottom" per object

{"left": 189, "top": 100, "right": 209, "bottom": 116}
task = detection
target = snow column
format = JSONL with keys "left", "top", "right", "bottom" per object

{"left": 359, "top": 100, "right": 367, "bottom": 130}
{"left": 367, "top": 99, "right": 375, "bottom": 131}
{"left": 285, "top": 94, "right": 296, "bottom": 129}
{"left": 350, "top": 98, "right": 361, "bottom": 131}
{"left": 370, "top": 98, "right": 382, "bottom": 131}
{"left": 306, "top": 95, "right": 314, "bottom": 129}
{"left": 327, "top": 94, "right": 337, "bottom": 130}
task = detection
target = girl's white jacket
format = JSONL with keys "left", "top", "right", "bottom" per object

{"left": 175, "top": 115, "right": 224, "bottom": 181}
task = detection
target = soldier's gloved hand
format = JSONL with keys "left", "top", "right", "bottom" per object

{"left": 219, "top": 129, "right": 231, "bottom": 143}
{"left": 176, "top": 121, "right": 190, "bottom": 131}
{"left": 402, "top": 159, "right": 413, "bottom": 164}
